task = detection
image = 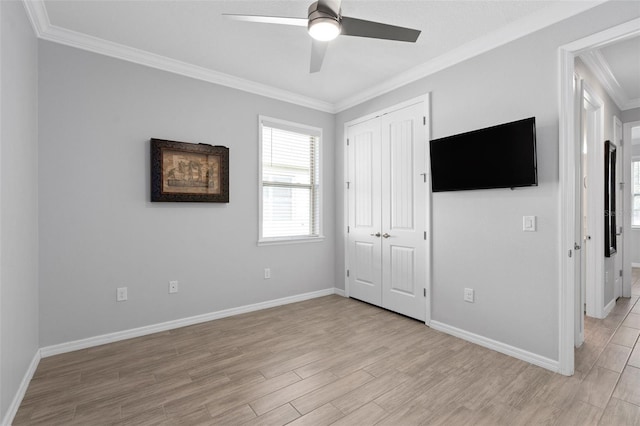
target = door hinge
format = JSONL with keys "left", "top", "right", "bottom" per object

{"left": 347, "top": 138, "right": 350, "bottom": 146}
{"left": 568, "top": 249, "right": 572, "bottom": 258}
{"left": 346, "top": 181, "right": 350, "bottom": 189}
{"left": 347, "top": 226, "right": 350, "bottom": 233}
{"left": 347, "top": 269, "right": 350, "bottom": 277}
{"left": 620, "top": 269, "right": 623, "bottom": 277}
{"left": 423, "top": 288, "right": 426, "bottom": 297}
{"left": 420, "top": 173, "right": 427, "bottom": 183}
{"left": 424, "top": 231, "right": 427, "bottom": 240}
{"left": 423, "top": 116, "right": 426, "bottom": 125}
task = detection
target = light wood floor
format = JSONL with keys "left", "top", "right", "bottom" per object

{"left": 14, "top": 277, "right": 640, "bottom": 425}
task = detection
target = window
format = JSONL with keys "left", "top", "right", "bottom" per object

{"left": 259, "top": 116, "right": 322, "bottom": 243}
{"left": 633, "top": 159, "right": 640, "bottom": 227}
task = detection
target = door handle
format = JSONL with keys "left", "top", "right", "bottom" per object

{"left": 574, "top": 243, "right": 581, "bottom": 250}
{"left": 382, "top": 233, "right": 391, "bottom": 238}
{"left": 370, "top": 232, "right": 381, "bottom": 237}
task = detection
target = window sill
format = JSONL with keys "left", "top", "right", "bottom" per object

{"left": 258, "top": 236, "right": 325, "bottom": 246}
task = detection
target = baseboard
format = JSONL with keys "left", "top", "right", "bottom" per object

{"left": 334, "top": 288, "right": 346, "bottom": 297}
{"left": 429, "top": 320, "right": 559, "bottom": 373}
{"left": 41, "top": 287, "right": 343, "bottom": 357}
{"left": 603, "top": 298, "right": 616, "bottom": 317}
{"left": 1, "top": 350, "right": 41, "bottom": 426}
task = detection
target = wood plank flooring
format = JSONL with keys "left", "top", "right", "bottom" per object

{"left": 13, "top": 273, "right": 640, "bottom": 425}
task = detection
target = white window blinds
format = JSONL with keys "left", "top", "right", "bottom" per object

{"left": 259, "top": 117, "right": 321, "bottom": 242}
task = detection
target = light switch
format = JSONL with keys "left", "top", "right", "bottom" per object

{"left": 523, "top": 216, "right": 536, "bottom": 232}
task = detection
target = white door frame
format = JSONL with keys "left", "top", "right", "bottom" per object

{"left": 613, "top": 115, "right": 623, "bottom": 301}
{"left": 343, "top": 93, "right": 432, "bottom": 325}
{"left": 558, "top": 18, "right": 640, "bottom": 376}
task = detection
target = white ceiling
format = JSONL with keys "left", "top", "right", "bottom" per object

{"left": 33, "top": 0, "right": 606, "bottom": 111}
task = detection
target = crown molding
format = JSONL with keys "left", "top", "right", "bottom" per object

{"left": 21, "top": 1, "right": 335, "bottom": 113}
{"left": 23, "top": 0, "right": 607, "bottom": 114}
{"left": 580, "top": 49, "right": 640, "bottom": 111}
{"left": 333, "top": 0, "right": 607, "bottom": 112}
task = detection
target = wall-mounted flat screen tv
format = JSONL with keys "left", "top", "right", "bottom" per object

{"left": 429, "top": 117, "right": 538, "bottom": 192}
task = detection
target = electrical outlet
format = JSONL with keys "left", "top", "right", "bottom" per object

{"left": 264, "top": 268, "right": 271, "bottom": 279}
{"left": 117, "top": 287, "right": 128, "bottom": 302}
{"left": 464, "top": 288, "right": 474, "bottom": 303}
{"left": 169, "top": 280, "right": 179, "bottom": 294}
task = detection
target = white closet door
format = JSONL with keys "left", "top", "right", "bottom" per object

{"left": 347, "top": 118, "right": 383, "bottom": 306}
{"left": 347, "top": 100, "right": 427, "bottom": 321}
{"left": 380, "top": 103, "right": 427, "bottom": 321}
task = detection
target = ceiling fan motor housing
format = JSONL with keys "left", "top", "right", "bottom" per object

{"left": 308, "top": 1, "right": 341, "bottom": 33}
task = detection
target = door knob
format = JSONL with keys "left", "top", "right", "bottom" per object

{"left": 370, "top": 232, "right": 381, "bottom": 237}
{"left": 382, "top": 233, "right": 391, "bottom": 238}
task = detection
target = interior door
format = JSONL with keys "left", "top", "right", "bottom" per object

{"left": 347, "top": 101, "right": 427, "bottom": 321}
{"left": 380, "top": 103, "right": 427, "bottom": 321}
{"left": 347, "top": 118, "right": 382, "bottom": 306}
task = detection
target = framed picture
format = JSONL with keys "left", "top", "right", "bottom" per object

{"left": 151, "top": 138, "right": 229, "bottom": 202}
{"left": 604, "top": 140, "right": 616, "bottom": 257}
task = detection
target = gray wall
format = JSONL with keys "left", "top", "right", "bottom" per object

{"left": 334, "top": 1, "right": 640, "bottom": 361}
{"left": 574, "top": 57, "right": 623, "bottom": 308}
{"left": 0, "top": 0, "right": 39, "bottom": 420}
{"left": 622, "top": 107, "right": 640, "bottom": 124}
{"left": 38, "top": 42, "right": 335, "bottom": 347}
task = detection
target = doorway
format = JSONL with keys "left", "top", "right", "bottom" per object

{"left": 559, "top": 18, "right": 640, "bottom": 376}
{"left": 345, "top": 95, "right": 430, "bottom": 322}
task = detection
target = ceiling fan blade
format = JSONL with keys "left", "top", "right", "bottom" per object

{"left": 222, "top": 14, "right": 307, "bottom": 27}
{"left": 310, "top": 39, "right": 329, "bottom": 73}
{"left": 340, "top": 16, "right": 420, "bottom": 42}
{"left": 317, "top": 0, "right": 342, "bottom": 15}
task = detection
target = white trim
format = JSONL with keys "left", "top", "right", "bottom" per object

{"left": 603, "top": 297, "right": 616, "bottom": 318}
{"left": 423, "top": 94, "right": 432, "bottom": 327}
{"left": 257, "top": 236, "right": 325, "bottom": 246}
{"left": 632, "top": 262, "right": 640, "bottom": 268}
{"left": 430, "top": 320, "right": 559, "bottom": 373}
{"left": 334, "top": 288, "right": 346, "bottom": 297}
{"left": 40, "top": 287, "right": 340, "bottom": 357}
{"left": 558, "top": 18, "right": 640, "bottom": 377}
{"left": 580, "top": 49, "right": 640, "bottom": 111}
{"left": 21, "top": 0, "right": 606, "bottom": 114}
{"left": 1, "top": 350, "right": 40, "bottom": 426}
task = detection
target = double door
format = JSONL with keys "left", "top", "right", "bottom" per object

{"left": 347, "top": 101, "right": 427, "bottom": 321}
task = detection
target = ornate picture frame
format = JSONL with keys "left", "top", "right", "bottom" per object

{"left": 151, "top": 138, "right": 229, "bottom": 203}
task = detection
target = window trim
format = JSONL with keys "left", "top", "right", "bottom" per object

{"left": 258, "top": 115, "right": 324, "bottom": 245}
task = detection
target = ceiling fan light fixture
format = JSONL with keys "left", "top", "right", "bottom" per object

{"left": 308, "top": 18, "right": 340, "bottom": 41}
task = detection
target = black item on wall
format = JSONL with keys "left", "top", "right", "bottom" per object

{"left": 429, "top": 117, "right": 538, "bottom": 193}
{"left": 604, "top": 140, "right": 617, "bottom": 257}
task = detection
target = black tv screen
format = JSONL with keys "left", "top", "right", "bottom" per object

{"left": 430, "top": 117, "right": 538, "bottom": 192}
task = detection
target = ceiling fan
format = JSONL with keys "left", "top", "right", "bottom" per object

{"left": 223, "top": 0, "right": 421, "bottom": 73}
